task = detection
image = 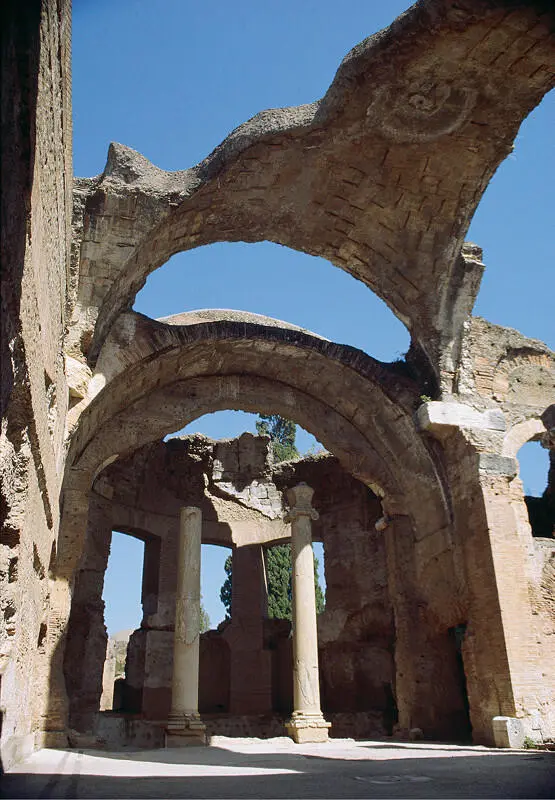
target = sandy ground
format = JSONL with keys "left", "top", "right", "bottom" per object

{"left": 2, "top": 737, "right": 554, "bottom": 798}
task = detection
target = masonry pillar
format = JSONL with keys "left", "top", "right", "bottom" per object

{"left": 285, "top": 483, "right": 330, "bottom": 743}
{"left": 224, "top": 544, "right": 272, "bottom": 713}
{"left": 166, "top": 506, "right": 206, "bottom": 746}
{"left": 63, "top": 494, "right": 112, "bottom": 733}
{"left": 417, "top": 401, "right": 553, "bottom": 744}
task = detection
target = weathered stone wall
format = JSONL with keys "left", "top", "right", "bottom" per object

{"left": 459, "top": 317, "right": 555, "bottom": 411}
{"left": 0, "top": 0, "right": 72, "bottom": 770}
{"left": 530, "top": 537, "right": 555, "bottom": 739}
{"left": 63, "top": 494, "right": 111, "bottom": 732}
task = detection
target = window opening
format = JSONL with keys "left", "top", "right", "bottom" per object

{"left": 201, "top": 544, "right": 230, "bottom": 629}
{"left": 518, "top": 440, "right": 553, "bottom": 538}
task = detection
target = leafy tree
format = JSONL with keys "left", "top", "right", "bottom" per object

{"left": 220, "top": 414, "right": 325, "bottom": 619}
{"left": 266, "top": 544, "right": 325, "bottom": 620}
{"left": 220, "top": 544, "right": 325, "bottom": 620}
{"left": 266, "top": 544, "right": 292, "bottom": 619}
{"left": 200, "top": 595, "right": 211, "bottom": 633}
{"left": 313, "top": 553, "right": 325, "bottom": 615}
{"left": 219, "top": 554, "right": 233, "bottom": 620}
{"left": 256, "top": 414, "right": 299, "bottom": 462}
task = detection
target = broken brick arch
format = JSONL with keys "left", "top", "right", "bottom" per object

{"left": 68, "top": 0, "right": 555, "bottom": 384}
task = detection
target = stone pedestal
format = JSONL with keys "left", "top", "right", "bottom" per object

{"left": 166, "top": 506, "right": 206, "bottom": 746}
{"left": 285, "top": 483, "right": 330, "bottom": 743}
{"left": 286, "top": 711, "right": 331, "bottom": 743}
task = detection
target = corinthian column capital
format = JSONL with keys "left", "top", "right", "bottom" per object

{"left": 285, "top": 482, "right": 319, "bottom": 523}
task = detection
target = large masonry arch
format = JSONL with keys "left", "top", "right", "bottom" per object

{"left": 62, "top": 311, "right": 449, "bottom": 565}
{"left": 68, "top": 1, "right": 555, "bottom": 385}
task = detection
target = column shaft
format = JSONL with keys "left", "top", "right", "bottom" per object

{"left": 285, "top": 483, "right": 330, "bottom": 743}
{"left": 291, "top": 516, "right": 321, "bottom": 714}
{"left": 166, "top": 506, "right": 206, "bottom": 745}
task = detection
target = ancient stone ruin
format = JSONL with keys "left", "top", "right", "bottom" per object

{"left": 1, "top": 0, "right": 554, "bottom": 770}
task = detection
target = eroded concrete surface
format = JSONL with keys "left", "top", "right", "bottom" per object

{"left": 3, "top": 739, "right": 554, "bottom": 799}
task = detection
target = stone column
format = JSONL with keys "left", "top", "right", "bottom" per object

{"left": 166, "top": 506, "right": 206, "bottom": 746}
{"left": 285, "top": 483, "right": 330, "bottom": 743}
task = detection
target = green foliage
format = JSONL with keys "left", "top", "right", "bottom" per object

{"left": 199, "top": 595, "right": 211, "bottom": 633}
{"left": 114, "top": 652, "right": 126, "bottom": 679}
{"left": 219, "top": 554, "right": 233, "bottom": 619}
{"left": 266, "top": 545, "right": 293, "bottom": 620}
{"left": 219, "top": 544, "right": 325, "bottom": 620}
{"left": 523, "top": 736, "right": 537, "bottom": 749}
{"left": 314, "top": 553, "right": 325, "bottom": 615}
{"left": 266, "top": 544, "right": 325, "bottom": 620}
{"left": 256, "top": 414, "right": 299, "bottom": 462}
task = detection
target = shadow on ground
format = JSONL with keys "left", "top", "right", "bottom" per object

{"left": 2, "top": 744, "right": 554, "bottom": 799}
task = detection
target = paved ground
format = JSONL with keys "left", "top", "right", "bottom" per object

{"left": 2, "top": 737, "right": 554, "bottom": 799}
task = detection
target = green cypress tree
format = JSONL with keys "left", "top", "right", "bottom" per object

{"left": 265, "top": 544, "right": 325, "bottom": 620}
{"left": 266, "top": 544, "right": 293, "bottom": 619}
{"left": 219, "top": 554, "right": 233, "bottom": 620}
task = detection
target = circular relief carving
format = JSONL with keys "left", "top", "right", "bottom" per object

{"left": 367, "top": 79, "right": 477, "bottom": 142}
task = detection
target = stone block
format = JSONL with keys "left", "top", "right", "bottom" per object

{"left": 417, "top": 401, "right": 506, "bottom": 436}
{"left": 165, "top": 732, "right": 207, "bottom": 747}
{"left": 479, "top": 454, "right": 518, "bottom": 478}
{"left": 492, "top": 716, "right": 525, "bottom": 748}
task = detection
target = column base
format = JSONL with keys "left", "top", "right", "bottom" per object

{"left": 165, "top": 712, "right": 207, "bottom": 747}
{"left": 285, "top": 712, "right": 331, "bottom": 743}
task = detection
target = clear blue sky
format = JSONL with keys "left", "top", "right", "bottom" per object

{"left": 72, "top": 1, "right": 554, "bottom": 635}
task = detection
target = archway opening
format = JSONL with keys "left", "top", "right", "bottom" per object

{"left": 199, "top": 544, "right": 231, "bottom": 715}
{"left": 133, "top": 242, "right": 410, "bottom": 364}
{"left": 58, "top": 328, "right": 461, "bottom": 743}
{"left": 103, "top": 532, "right": 144, "bottom": 638}
{"left": 201, "top": 544, "right": 229, "bottom": 630}
{"left": 518, "top": 440, "right": 553, "bottom": 539}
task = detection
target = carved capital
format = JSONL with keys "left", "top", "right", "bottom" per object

{"left": 285, "top": 482, "right": 319, "bottom": 523}
{"left": 285, "top": 507, "right": 319, "bottom": 524}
